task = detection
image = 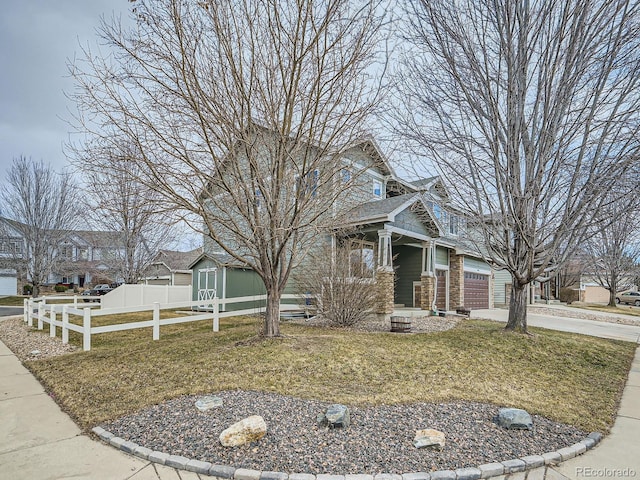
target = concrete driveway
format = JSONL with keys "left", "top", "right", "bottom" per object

{"left": 471, "top": 306, "right": 640, "bottom": 343}
{"left": 0, "top": 306, "right": 23, "bottom": 317}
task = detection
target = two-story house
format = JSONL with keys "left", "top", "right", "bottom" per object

{"left": 191, "top": 136, "right": 493, "bottom": 315}
{"left": 0, "top": 216, "right": 127, "bottom": 289}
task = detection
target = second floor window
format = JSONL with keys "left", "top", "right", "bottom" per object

{"left": 0, "top": 241, "right": 22, "bottom": 254}
{"left": 373, "top": 180, "right": 382, "bottom": 198}
{"left": 59, "top": 245, "right": 73, "bottom": 260}
{"left": 449, "top": 215, "right": 459, "bottom": 236}
{"left": 296, "top": 169, "right": 319, "bottom": 197}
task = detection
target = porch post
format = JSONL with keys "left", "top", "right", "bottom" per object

{"left": 449, "top": 250, "right": 465, "bottom": 308}
{"left": 420, "top": 241, "right": 435, "bottom": 311}
{"left": 377, "top": 229, "right": 393, "bottom": 270}
{"left": 375, "top": 230, "right": 394, "bottom": 314}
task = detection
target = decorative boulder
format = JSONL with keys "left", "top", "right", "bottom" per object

{"left": 219, "top": 415, "right": 267, "bottom": 447}
{"left": 318, "top": 404, "right": 350, "bottom": 428}
{"left": 195, "top": 395, "right": 223, "bottom": 412}
{"left": 497, "top": 408, "right": 533, "bottom": 430}
{"left": 414, "top": 428, "right": 446, "bottom": 449}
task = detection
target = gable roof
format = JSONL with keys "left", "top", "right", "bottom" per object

{"left": 0, "top": 216, "right": 124, "bottom": 248}
{"left": 150, "top": 247, "right": 204, "bottom": 272}
{"left": 344, "top": 193, "right": 444, "bottom": 237}
{"left": 188, "top": 251, "right": 248, "bottom": 270}
{"left": 346, "top": 193, "right": 421, "bottom": 225}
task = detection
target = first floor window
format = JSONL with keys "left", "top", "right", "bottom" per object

{"left": 349, "top": 239, "right": 376, "bottom": 278}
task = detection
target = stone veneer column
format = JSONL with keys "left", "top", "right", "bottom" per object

{"left": 420, "top": 274, "right": 434, "bottom": 311}
{"left": 375, "top": 268, "right": 395, "bottom": 314}
{"left": 449, "top": 251, "right": 465, "bottom": 308}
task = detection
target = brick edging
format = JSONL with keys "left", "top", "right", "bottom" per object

{"left": 92, "top": 427, "right": 602, "bottom": 479}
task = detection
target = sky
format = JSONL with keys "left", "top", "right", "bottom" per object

{"left": 0, "top": 1, "right": 132, "bottom": 182}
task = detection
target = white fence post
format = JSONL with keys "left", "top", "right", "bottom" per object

{"left": 50, "top": 305, "right": 56, "bottom": 338}
{"left": 62, "top": 306, "right": 69, "bottom": 344}
{"left": 23, "top": 299, "right": 28, "bottom": 324}
{"left": 37, "top": 302, "right": 43, "bottom": 330}
{"left": 153, "top": 302, "right": 160, "bottom": 341}
{"left": 27, "top": 298, "right": 33, "bottom": 326}
{"left": 83, "top": 308, "right": 91, "bottom": 351}
{"left": 73, "top": 295, "right": 78, "bottom": 307}
{"left": 213, "top": 297, "right": 219, "bottom": 332}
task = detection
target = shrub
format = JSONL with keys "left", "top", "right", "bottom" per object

{"left": 294, "top": 239, "right": 377, "bottom": 327}
{"left": 54, "top": 284, "right": 68, "bottom": 293}
{"left": 23, "top": 284, "right": 33, "bottom": 295}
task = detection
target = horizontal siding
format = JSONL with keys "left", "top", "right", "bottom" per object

{"left": 435, "top": 246, "right": 449, "bottom": 266}
{"left": 464, "top": 256, "right": 491, "bottom": 273}
{"left": 493, "top": 269, "right": 512, "bottom": 305}
{"left": 394, "top": 245, "right": 423, "bottom": 307}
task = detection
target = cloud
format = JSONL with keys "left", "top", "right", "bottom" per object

{"left": 0, "top": 0, "right": 130, "bottom": 176}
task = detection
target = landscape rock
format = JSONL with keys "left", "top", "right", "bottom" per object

{"left": 219, "top": 415, "right": 267, "bottom": 447}
{"left": 195, "top": 395, "right": 223, "bottom": 411}
{"left": 414, "top": 428, "right": 446, "bottom": 449}
{"left": 324, "top": 404, "right": 350, "bottom": 428}
{"left": 317, "top": 413, "right": 328, "bottom": 426}
{"left": 497, "top": 408, "right": 533, "bottom": 430}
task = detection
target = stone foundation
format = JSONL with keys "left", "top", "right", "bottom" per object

{"left": 449, "top": 252, "right": 464, "bottom": 308}
{"left": 420, "top": 274, "right": 434, "bottom": 311}
{"left": 375, "top": 268, "right": 395, "bottom": 314}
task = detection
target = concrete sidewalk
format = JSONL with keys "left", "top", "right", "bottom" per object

{"left": 0, "top": 338, "right": 210, "bottom": 480}
{"left": 471, "top": 307, "right": 640, "bottom": 343}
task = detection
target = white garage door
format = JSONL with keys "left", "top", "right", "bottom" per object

{"left": 0, "top": 275, "right": 17, "bottom": 296}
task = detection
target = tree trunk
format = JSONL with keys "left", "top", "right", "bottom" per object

{"left": 263, "top": 288, "right": 281, "bottom": 337}
{"left": 505, "top": 282, "right": 528, "bottom": 333}
{"left": 609, "top": 283, "right": 617, "bottom": 307}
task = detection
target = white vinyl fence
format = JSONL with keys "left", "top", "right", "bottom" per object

{"left": 24, "top": 294, "right": 303, "bottom": 352}
{"left": 101, "top": 284, "right": 191, "bottom": 309}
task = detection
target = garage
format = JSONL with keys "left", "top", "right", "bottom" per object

{"left": 0, "top": 270, "right": 17, "bottom": 296}
{"left": 464, "top": 271, "right": 489, "bottom": 309}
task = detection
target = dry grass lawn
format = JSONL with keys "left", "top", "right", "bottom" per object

{"left": 0, "top": 296, "right": 28, "bottom": 306}
{"left": 24, "top": 316, "right": 635, "bottom": 434}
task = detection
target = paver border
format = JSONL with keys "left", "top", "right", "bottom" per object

{"left": 91, "top": 427, "right": 603, "bottom": 480}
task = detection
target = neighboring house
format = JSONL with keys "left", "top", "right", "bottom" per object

{"left": 142, "top": 248, "right": 203, "bottom": 286}
{"left": 54, "top": 230, "right": 127, "bottom": 287}
{"left": 192, "top": 136, "right": 493, "bottom": 314}
{"left": 0, "top": 269, "right": 17, "bottom": 295}
{"left": 0, "top": 216, "right": 126, "bottom": 289}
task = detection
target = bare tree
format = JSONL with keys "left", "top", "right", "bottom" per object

{"left": 80, "top": 144, "right": 180, "bottom": 284}
{"left": 68, "top": 0, "right": 388, "bottom": 336}
{"left": 1, "top": 157, "right": 79, "bottom": 296}
{"left": 395, "top": 0, "right": 640, "bottom": 332}
{"left": 584, "top": 189, "right": 640, "bottom": 306}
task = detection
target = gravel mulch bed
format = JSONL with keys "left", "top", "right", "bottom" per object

{"left": 0, "top": 316, "right": 77, "bottom": 360}
{"left": 102, "top": 390, "right": 587, "bottom": 474}
{"left": 286, "top": 314, "right": 462, "bottom": 334}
